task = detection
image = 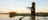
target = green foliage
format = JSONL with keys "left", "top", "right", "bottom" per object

{"left": 9, "top": 12, "right": 17, "bottom": 18}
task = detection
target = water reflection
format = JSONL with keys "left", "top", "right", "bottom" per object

{"left": 36, "top": 16, "right": 48, "bottom": 20}
{"left": 0, "top": 14, "right": 31, "bottom": 20}
{"left": 0, "top": 14, "right": 48, "bottom": 20}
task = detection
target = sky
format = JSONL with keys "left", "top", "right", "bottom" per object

{"left": 0, "top": 0, "right": 48, "bottom": 13}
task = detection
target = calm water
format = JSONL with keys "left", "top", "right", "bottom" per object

{"left": 0, "top": 14, "right": 48, "bottom": 20}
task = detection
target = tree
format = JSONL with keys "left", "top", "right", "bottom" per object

{"left": 9, "top": 12, "right": 17, "bottom": 18}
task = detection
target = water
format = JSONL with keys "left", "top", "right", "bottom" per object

{"left": 0, "top": 14, "right": 31, "bottom": 20}
{"left": 36, "top": 16, "right": 48, "bottom": 20}
{"left": 0, "top": 14, "right": 48, "bottom": 20}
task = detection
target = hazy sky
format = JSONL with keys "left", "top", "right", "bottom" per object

{"left": 0, "top": 0, "right": 48, "bottom": 13}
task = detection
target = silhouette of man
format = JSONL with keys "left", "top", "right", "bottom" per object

{"left": 31, "top": 2, "right": 35, "bottom": 20}
{"left": 19, "top": 16, "right": 25, "bottom": 20}
{"left": 31, "top": 2, "right": 35, "bottom": 16}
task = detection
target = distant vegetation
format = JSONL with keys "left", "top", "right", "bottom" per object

{"left": 9, "top": 12, "right": 17, "bottom": 18}
{"left": 8, "top": 12, "right": 48, "bottom": 17}
{"left": 0, "top": 12, "right": 48, "bottom": 17}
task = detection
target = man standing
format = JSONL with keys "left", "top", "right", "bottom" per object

{"left": 31, "top": 2, "right": 35, "bottom": 20}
